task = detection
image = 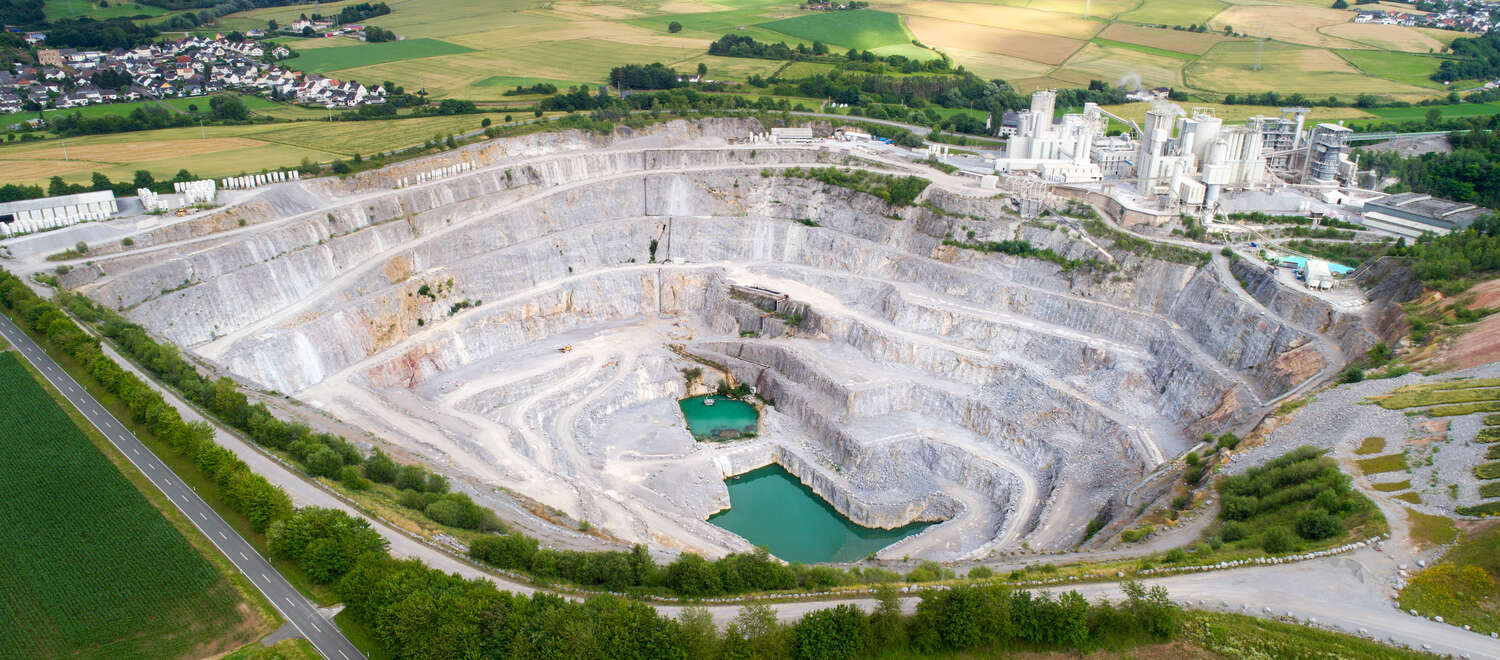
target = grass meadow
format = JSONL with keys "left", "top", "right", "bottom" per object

{"left": 757, "top": 10, "right": 911, "bottom": 51}
{"left": 1399, "top": 521, "right": 1500, "bottom": 634}
{"left": 43, "top": 0, "right": 167, "bottom": 20}
{"left": 285, "top": 38, "right": 476, "bottom": 74}
{"left": 0, "top": 351, "right": 257, "bottom": 658}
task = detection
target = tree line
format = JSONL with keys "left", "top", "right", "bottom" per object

{"left": 1435, "top": 30, "right": 1500, "bottom": 83}
{"left": 271, "top": 501, "right": 1185, "bottom": 659}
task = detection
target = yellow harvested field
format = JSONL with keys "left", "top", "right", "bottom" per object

{"left": 1099, "top": 23, "right": 1233, "bottom": 55}
{"left": 548, "top": 2, "right": 645, "bottom": 20}
{"left": 905, "top": 16, "right": 1084, "bottom": 65}
{"left": 1101, "top": 101, "right": 1372, "bottom": 124}
{"left": 1187, "top": 42, "right": 1438, "bottom": 97}
{"left": 1121, "top": 0, "right": 1228, "bottom": 27}
{"left": 445, "top": 20, "right": 697, "bottom": 51}
{"left": 940, "top": 47, "right": 1055, "bottom": 81}
{"left": 895, "top": 1, "right": 1103, "bottom": 39}
{"left": 1210, "top": 6, "right": 1363, "bottom": 49}
{"left": 1002, "top": 0, "right": 1139, "bottom": 18}
{"left": 0, "top": 159, "right": 102, "bottom": 180}
{"left": 0, "top": 137, "right": 270, "bottom": 164}
{"left": 1322, "top": 22, "right": 1458, "bottom": 52}
{"left": 1010, "top": 76, "right": 1080, "bottom": 93}
{"left": 1057, "top": 42, "right": 1184, "bottom": 89}
{"left": 0, "top": 113, "right": 529, "bottom": 186}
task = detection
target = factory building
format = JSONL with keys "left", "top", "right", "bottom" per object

{"left": 0, "top": 190, "right": 118, "bottom": 236}
{"left": 1360, "top": 192, "right": 1490, "bottom": 239}
{"left": 1304, "top": 124, "right": 1355, "bottom": 186}
{"left": 992, "top": 91, "right": 1359, "bottom": 212}
{"left": 996, "top": 91, "right": 1107, "bottom": 183}
{"left": 1134, "top": 107, "right": 1267, "bottom": 208}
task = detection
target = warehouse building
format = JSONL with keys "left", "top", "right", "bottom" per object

{"left": 0, "top": 190, "right": 118, "bottom": 236}
{"left": 1360, "top": 192, "right": 1489, "bottom": 239}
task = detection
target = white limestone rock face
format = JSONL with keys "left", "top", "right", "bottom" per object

{"left": 72, "top": 120, "right": 1374, "bottom": 559}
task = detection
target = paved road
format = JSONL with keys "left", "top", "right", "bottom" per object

{"left": 0, "top": 314, "right": 365, "bottom": 660}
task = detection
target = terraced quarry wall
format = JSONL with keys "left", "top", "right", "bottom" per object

{"left": 67, "top": 119, "right": 1368, "bottom": 560}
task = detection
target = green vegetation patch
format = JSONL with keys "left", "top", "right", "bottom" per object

{"left": 288, "top": 38, "right": 476, "bottom": 73}
{"left": 1355, "top": 436, "right": 1387, "bottom": 455}
{"left": 1407, "top": 509, "right": 1460, "bottom": 547}
{"left": 1091, "top": 37, "right": 1198, "bottom": 61}
{"left": 758, "top": 9, "right": 910, "bottom": 51}
{"left": 779, "top": 166, "right": 929, "bottom": 206}
{"left": 1430, "top": 401, "right": 1500, "bottom": 417}
{"left": 44, "top": 0, "right": 167, "bottom": 20}
{"left": 1082, "top": 218, "right": 1210, "bottom": 267}
{"left": 1488, "top": 444, "right": 1500, "bottom": 460}
{"left": 0, "top": 352, "right": 250, "bottom": 657}
{"left": 1485, "top": 414, "right": 1500, "bottom": 426}
{"left": 1399, "top": 522, "right": 1500, "bottom": 633}
{"left": 1372, "top": 480, "right": 1411, "bottom": 492}
{"left": 1395, "top": 492, "right": 1423, "bottom": 504}
{"left": 1365, "top": 100, "right": 1500, "bottom": 121}
{"left": 1183, "top": 611, "right": 1431, "bottom": 659}
{"left": 943, "top": 238, "right": 1105, "bottom": 272}
{"left": 1336, "top": 50, "right": 1448, "bottom": 90}
{"left": 1357, "top": 452, "right": 1409, "bottom": 475}
{"left": 1459, "top": 501, "right": 1500, "bottom": 516}
{"left": 1478, "top": 427, "right": 1500, "bottom": 443}
{"left": 1216, "top": 446, "right": 1384, "bottom": 555}
{"left": 1480, "top": 481, "right": 1500, "bottom": 498}
{"left": 1475, "top": 462, "right": 1500, "bottom": 480}
{"left": 1375, "top": 385, "right": 1500, "bottom": 410}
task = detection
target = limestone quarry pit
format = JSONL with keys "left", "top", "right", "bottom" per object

{"left": 61, "top": 118, "right": 1379, "bottom": 562}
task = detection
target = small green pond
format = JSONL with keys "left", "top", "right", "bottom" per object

{"left": 679, "top": 395, "right": 758, "bottom": 440}
{"left": 709, "top": 464, "right": 935, "bottom": 564}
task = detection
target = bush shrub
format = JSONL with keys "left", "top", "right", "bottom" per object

{"left": 1261, "top": 527, "right": 1296, "bottom": 553}
{"left": 1296, "top": 510, "right": 1343, "bottom": 540}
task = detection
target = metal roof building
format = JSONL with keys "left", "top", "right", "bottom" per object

{"left": 1361, "top": 192, "right": 1489, "bottom": 239}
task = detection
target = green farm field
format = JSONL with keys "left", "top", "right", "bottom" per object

{"left": 1364, "top": 101, "right": 1500, "bottom": 121}
{"left": 285, "top": 38, "right": 476, "bottom": 73}
{"left": 758, "top": 9, "right": 911, "bottom": 51}
{"left": 0, "top": 94, "right": 278, "bottom": 125}
{"left": 44, "top": 0, "right": 167, "bottom": 20}
{"left": 0, "top": 351, "right": 259, "bottom": 658}
{"left": 1336, "top": 50, "right": 1451, "bottom": 90}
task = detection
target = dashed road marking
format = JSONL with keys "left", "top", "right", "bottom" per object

{"left": 198, "top": 511, "right": 206, "bottom": 520}
{"left": 285, "top": 597, "right": 295, "bottom": 607}
{"left": 240, "top": 552, "right": 248, "bottom": 560}
{"left": 219, "top": 531, "right": 226, "bottom": 539}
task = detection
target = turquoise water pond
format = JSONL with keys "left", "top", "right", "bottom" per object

{"left": 679, "top": 395, "right": 758, "bottom": 440}
{"left": 709, "top": 464, "right": 934, "bottom": 564}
